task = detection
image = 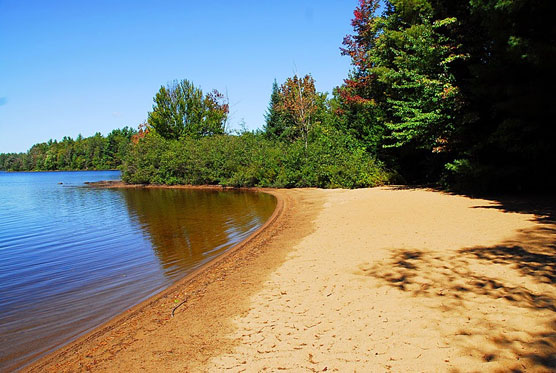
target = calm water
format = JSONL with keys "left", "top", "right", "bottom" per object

{"left": 0, "top": 171, "right": 276, "bottom": 371}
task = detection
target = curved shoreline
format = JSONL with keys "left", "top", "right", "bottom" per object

{"left": 23, "top": 186, "right": 293, "bottom": 372}
{"left": 22, "top": 186, "right": 556, "bottom": 372}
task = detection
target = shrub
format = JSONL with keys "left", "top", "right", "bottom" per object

{"left": 122, "top": 130, "right": 390, "bottom": 188}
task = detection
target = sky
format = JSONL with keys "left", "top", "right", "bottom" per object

{"left": 0, "top": 0, "right": 357, "bottom": 153}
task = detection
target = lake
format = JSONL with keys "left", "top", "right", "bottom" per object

{"left": 0, "top": 170, "right": 276, "bottom": 371}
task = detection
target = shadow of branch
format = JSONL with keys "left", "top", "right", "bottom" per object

{"left": 358, "top": 237, "right": 555, "bottom": 369}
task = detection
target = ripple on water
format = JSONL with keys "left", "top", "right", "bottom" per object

{"left": 0, "top": 171, "right": 276, "bottom": 371}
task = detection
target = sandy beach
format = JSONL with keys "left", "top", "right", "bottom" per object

{"left": 26, "top": 187, "right": 555, "bottom": 372}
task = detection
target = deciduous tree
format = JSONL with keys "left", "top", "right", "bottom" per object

{"left": 277, "top": 74, "right": 322, "bottom": 148}
{"left": 148, "top": 79, "right": 228, "bottom": 140}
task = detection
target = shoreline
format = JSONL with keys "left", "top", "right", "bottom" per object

{"left": 24, "top": 186, "right": 556, "bottom": 372}
{"left": 82, "top": 180, "right": 266, "bottom": 191}
{"left": 23, "top": 186, "right": 301, "bottom": 372}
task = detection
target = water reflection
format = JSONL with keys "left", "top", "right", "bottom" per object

{"left": 120, "top": 188, "right": 276, "bottom": 278}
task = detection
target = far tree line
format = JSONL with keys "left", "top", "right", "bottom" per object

{"left": 0, "top": 128, "right": 136, "bottom": 171}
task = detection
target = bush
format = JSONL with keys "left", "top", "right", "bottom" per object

{"left": 122, "top": 129, "right": 390, "bottom": 188}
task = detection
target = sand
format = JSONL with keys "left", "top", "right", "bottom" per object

{"left": 26, "top": 187, "right": 555, "bottom": 372}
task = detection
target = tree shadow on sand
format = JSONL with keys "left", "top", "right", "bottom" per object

{"left": 449, "top": 189, "right": 556, "bottom": 226}
{"left": 391, "top": 185, "right": 556, "bottom": 224}
{"left": 358, "top": 223, "right": 556, "bottom": 371}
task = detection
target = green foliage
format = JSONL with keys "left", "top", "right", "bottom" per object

{"left": 0, "top": 127, "right": 136, "bottom": 171}
{"left": 122, "top": 130, "right": 389, "bottom": 189}
{"left": 338, "top": 0, "right": 555, "bottom": 191}
{"left": 123, "top": 72, "right": 391, "bottom": 189}
{"left": 265, "top": 75, "right": 328, "bottom": 146}
{"left": 379, "top": 18, "right": 463, "bottom": 149}
{"left": 263, "top": 80, "right": 287, "bottom": 140}
{"left": 339, "top": 0, "right": 465, "bottom": 182}
{"left": 148, "top": 79, "right": 228, "bottom": 140}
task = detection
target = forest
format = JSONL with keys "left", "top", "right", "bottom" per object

{"left": 0, "top": 128, "right": 136, "bottom": 171}
{"left": 2, "top": 0, "right": 554, "bottom": 192}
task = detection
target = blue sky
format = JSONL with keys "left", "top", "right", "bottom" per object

{"left": 0, "top": 0, "right": 357, "bottom": 153}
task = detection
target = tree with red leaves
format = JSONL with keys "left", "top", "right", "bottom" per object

{"left": 277, "top": 74, "right": 321, "bottom": 149}
{"left": 340, "top": 0, "right": 381, "bottom": 105}
{"left": 338, "top": 0, "right": 465, "bottom": 183}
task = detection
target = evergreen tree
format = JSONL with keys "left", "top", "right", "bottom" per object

{"left": 264, "top": 79, "right": 285, "bottom": 140}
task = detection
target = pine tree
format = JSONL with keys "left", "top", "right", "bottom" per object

{"left": 263, "top": 79, "right": 285, "bottom": 140}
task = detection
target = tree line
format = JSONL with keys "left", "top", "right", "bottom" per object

{"left": 4, "top": 0, "right": 553, "bottom": 191}
{"left": 0, "top": 127, "right": 136, "bottom": 171}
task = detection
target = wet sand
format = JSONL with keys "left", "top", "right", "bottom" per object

{"left": 26, "top": 187, "right": 555, "bottom": 372}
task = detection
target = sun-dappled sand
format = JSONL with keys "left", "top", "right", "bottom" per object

{"left": 27, "top": 187, "right": 556, "bottom": 372}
